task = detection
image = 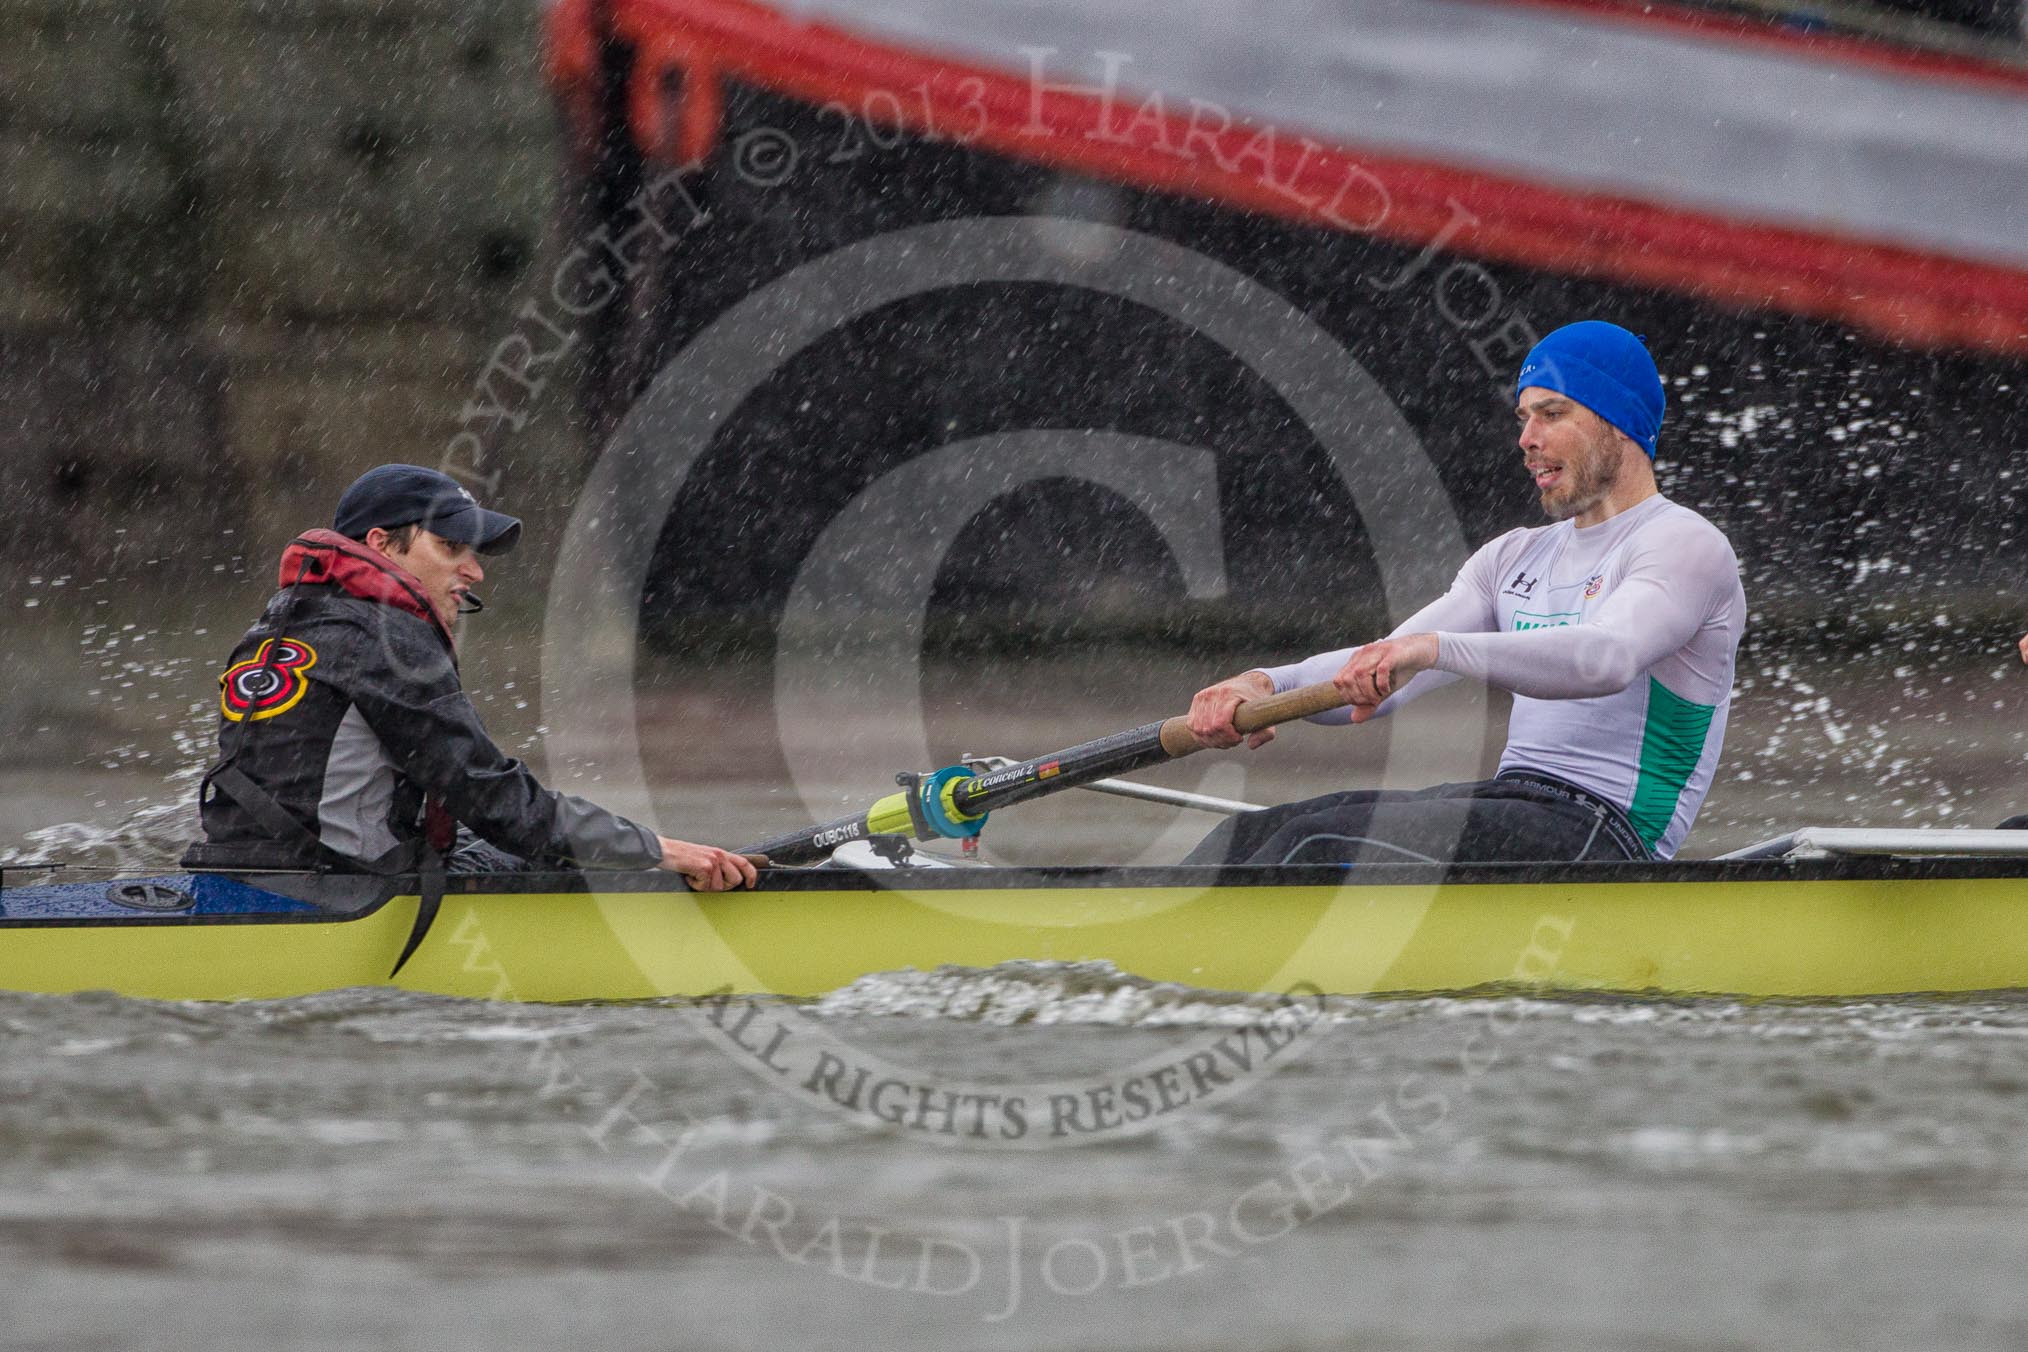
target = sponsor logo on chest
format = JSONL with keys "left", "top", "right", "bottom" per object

{"left": 1510, "top": 609, "right": 1580, "bottom": 631}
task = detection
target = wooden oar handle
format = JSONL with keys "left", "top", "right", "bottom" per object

{"left": 1235, "top": 681, "right": 1348, "bottom": 731}
{"left": 1157, "top": 681, "right": 1348, "bottom": 757}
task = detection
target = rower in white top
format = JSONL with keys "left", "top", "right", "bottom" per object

{"left": 1185, "top": 321, "right": 1746, "bottom": 867}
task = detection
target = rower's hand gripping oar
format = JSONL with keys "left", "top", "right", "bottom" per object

{"left": 1155, "top": 680, "right": 1349, "bottom": 757}
{"left": 740, "top": 681, "right": 1346, "bottom": 867}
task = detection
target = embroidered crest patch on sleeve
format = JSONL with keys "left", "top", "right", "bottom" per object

{"left": 220, "top": 638, "right": 319, "bottom": 722}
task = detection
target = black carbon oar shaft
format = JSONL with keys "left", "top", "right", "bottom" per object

{"left": 740, "top": 801, "right": 910, "bottom": 866}
{"left": 741, "top": 682, "right": 1346, "bottom": 866}
{"left": 952, "top": 680, "right": 1349, "bottom": 815}
{"left": 952, "top": 721, "right": 1171, "bottom": 815}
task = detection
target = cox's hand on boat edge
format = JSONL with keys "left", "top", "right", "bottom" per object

{"left": 1337, "top": 633, "right": 1438, "bottom": 721}
{"left": 2018, "top": 632, "right": 2027, "bottom": 664}
{"left": 658, "top": 837, "right": 760, "bottom": 890}
{"left": 1188, "top": 671, "right": 1279, "bottom": 750}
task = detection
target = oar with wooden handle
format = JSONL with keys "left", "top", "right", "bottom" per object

{"left": 739, "top": 681, "right": 1346, "bottom": 866}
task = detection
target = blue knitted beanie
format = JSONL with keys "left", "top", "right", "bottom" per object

{"left": 1514, "top": 321, "right": 1666, "bottom": 457}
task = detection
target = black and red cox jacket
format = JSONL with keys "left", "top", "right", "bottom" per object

{"left": 185, "top": 530, "right": 661, "bottom": 872}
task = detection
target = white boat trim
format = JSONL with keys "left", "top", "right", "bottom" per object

{"left": 1720, "top": 828, "right": 2028, "bottom": 861}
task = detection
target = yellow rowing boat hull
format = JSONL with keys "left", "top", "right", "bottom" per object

{"left": 6, "top": 863, "right": 2028, "bottom": 1001}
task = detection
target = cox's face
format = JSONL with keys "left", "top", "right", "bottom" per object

{"left": 394, "top": 530, "right": 484, "bottom": 625}
{"left": 1516, "top": 386, "right": 1623, "bottom": 522}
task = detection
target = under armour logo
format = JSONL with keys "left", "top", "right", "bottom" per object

{"left": 1503, "top": 572, "right": 1538, "bottom": 597}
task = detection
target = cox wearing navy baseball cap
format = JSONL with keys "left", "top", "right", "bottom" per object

{"left": 334, "top": 463, "right": 522, "bottom": 555}
{"left": 183, "top": 460, "right": 760, "bottom": 892}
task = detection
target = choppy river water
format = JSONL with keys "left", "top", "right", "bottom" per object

{"left": 7, "top": 614, "right": 2028, "bottom": 1348}
{"left": 9, "top": 980, "right": 2028, "bottom": 1350}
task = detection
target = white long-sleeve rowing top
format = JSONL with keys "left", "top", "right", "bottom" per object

{"left": 1260, "top": 494, "right": 1745, "bottom": 858}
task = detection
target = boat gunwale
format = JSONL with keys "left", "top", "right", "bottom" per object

{"left": 6, "top": 852, "right": 2028, "bottom": 929}
{"left": 423, "top": 855, "right": 2028, "bottom": 891}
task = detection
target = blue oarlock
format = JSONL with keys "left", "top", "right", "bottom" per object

{"left": 917, "top": 765, "right": 987, "bottom": 840}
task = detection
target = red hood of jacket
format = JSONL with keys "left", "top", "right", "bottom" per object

{"left": 279, "top": 529, "right": 455, "bottom": 649}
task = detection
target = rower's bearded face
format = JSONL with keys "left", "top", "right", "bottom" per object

{"left": 1533, "top": 421, "right": 1621, "bottom": 522}
{"left": 1518, "top": 389, "right": 1626, "bottom": 524}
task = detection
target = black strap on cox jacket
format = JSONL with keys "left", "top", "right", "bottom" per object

{"left": 199, "top": 761, "right": 447, "bottom": 978}
{"left": 190, "top": 554, "right": 448, "bottom": 978}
